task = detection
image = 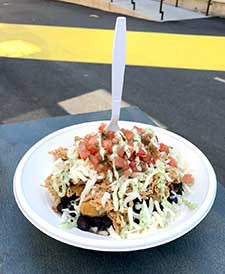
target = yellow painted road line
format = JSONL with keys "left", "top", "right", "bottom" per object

{"left": 0, "top": 23, "right": 225, "bottom": 71}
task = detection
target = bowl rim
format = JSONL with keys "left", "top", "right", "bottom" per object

{"left": 13, "top": 120, "right": 217, "bottom": 251}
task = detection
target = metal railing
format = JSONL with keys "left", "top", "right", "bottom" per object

{"left": 131, "top": 0, "right": 136, "bottom": 10}
{"left": 110, "top": 0, "right": 213, "bottom": 19}
{"left": 159, "top": 0, "right": 164, "bottom": 20}
{"left": 206, "top": 0, "right": 212, "bottom": 15}
{"left": 159, "top": 0, "right": 212, "bottom": 21}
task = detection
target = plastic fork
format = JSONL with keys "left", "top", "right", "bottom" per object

{"left": 107, "top": 17, "right": 126, "bottom": 132}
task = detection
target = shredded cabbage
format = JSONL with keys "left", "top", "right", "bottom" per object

{"left": 52, "top": 170, "right": 70, "bottom": 197}
{"left": 52, "top": 158, "right": 67, "bottom": 175}
{"left": 97, "top": 132, "right": 105, "bottom": 160}
{"left": 79, "top": 174, "right": 97, "bottom": 206}
{"left": 59, "top": 219, "right": 76, "bottom": 229}
{"left": 101, "top": 192, "right": 111, "bottom": 207}
{"left": 139, "top": 200, "right": 151, "bottom": 228}
{"left": 182, "top": 198, "right": 197, "bottom": 210}
{"left": 112, "top": 181, "right": 120, "bottom": 211}
{"left": 107, "top": 170, "right": 113, "bottom": 183}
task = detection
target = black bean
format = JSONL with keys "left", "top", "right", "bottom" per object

{"left": 133, "top": 204, "right": 142, "bottom": 214}
{"left": 89, "top": 216, "right": 112, "bottom": 231}
{"left": 77, "top": 215, "right": 113, "bottom": 232}
{"left": 70, "top": 213, "right": 76, "bottom": 217}
{"left": 58, "top": 195, "right": 78, "bottom": 212}
{"left": 133, "top": 198, "right": 142, "bottom": 213}
{"left": 61, "top": 194, "right": 78, "bottom": 205}
{"left": 67, "top": 194, "right": 78, "bottom": 202}
{"left": 134, "top": 218, "right": 140, "bottom": 224}
{"left": 77, "top": 216, "right": 91, "bottom": 231}
{"left": 153, "top": 203, "right": 164, "bottom": 212}
{"left": 176, "top": 183, "right": 184, "bottom": 195}
{"left": 170, "top": 183, "right": 183, "bottom": 195}
{"left": 56, "top": 202, "right": 65, "bottom": 213}
{"left": 167, "top": 193, "right": 178, "bottom": 204}
{"left": 68, "top": 204, "right": 74, "bottom": 211}
{"left": 100, "top": 216, "right": 112, "bottom": 231}
{"left": 61, "top": 196, "right": 70, "bottom": 206}
{"left": 89, "top": 217, "right": 102, "bottom": 227}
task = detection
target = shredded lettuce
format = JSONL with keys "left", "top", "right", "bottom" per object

{"left": 107, "top": 170, "right": 113, "bottom": 183}
{"left": 97, "top": 132, "right": 105, "bottom": 160}
{"left": 59, "top": 219, "right": 76, "bottom": 229}
{"left": 140, "top": 200, "right": 151, "bottom": 229}
{"left": 151, "top": 135, "right": 160, "bottom": 149}
{"left": 182, "top": 198, "right": 198, "bottom": 210}
{"left": 132, "top": 128, "right": 142, "bottom": 143}
{"left": 52, "top": 158, "right": 67, "bottom": 175}
{"left": 69, "top": 162, "right": 93, "bottom": 182}
{"left": 59, "top": 210, "right": 78, "bottom": 229}
{"left": 157, "top": 177, "right": 166, "bottom": 198}
{"left": 67, "top": 145, "right": 79, "bottom": 161}
{"left": 162, "top": 198, "right": 173, "bottom": 209}
{"left": 79, "top": 174, "right": 97, "bottom": 206}
{"left": 152, "top": 211, "right": 165, "bottom": 228}
{"left": 148, "top": 198, "right": 154, "bottom": 214}
{"left": 123, "top": 192, "right": 140, "bottom": 208}
{"left": 127, "top": 207, "right": 135, "bottom": 227}
{"left": 112, "top": 182, "right": 120, "bottom": 211}
{"left": 143, "top": 168, "right": 156, "bottom": 190}
{"left": 101, "top": 192, "right": 111, "bottom": 207}
{"left": 154, "top": 200, "right": 163, "bottom": 214}
{"left": 115, "top": 132, "right": 131, "bottom": 158}
{"left": 135, "top": 156, "right": 142, "bottom": 172}
{"left": 52, "top": 170, "right": 70, "bottom": 197}
{"left": 118, "top": 180, "right": 129, "bottom": 199}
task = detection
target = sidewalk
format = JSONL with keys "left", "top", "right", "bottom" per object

{"left": 57, "top": 0, "right": 207, "bottom": 21}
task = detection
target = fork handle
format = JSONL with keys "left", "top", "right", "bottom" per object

{"left": 111, "top": 17, "right": 126, "bottom": 122}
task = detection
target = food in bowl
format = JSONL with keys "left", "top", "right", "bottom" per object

{"left": 44, "top": 123, "right": 196, "bottom": 238}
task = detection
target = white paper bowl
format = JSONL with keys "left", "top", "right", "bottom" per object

{"left": 13, "top": 121, "right": 217, "bottom": 251}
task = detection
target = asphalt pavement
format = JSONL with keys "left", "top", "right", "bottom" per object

{"left": 0, "top": 0, "right": 225, "bottom": 184}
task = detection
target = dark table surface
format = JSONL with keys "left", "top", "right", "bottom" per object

{"left": 0, "top": 106, "right": 224, "bottom": 274}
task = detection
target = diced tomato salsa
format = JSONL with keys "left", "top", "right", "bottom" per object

{"left": 77, "top": 123, "right": 193, "bottom": 183}
{"left": 168, "top": 157, "right": 177, "bottom": 167}
{"left": 77, "top": 123, "right": 161, "bottom": 175}
{"left": 182, "top": 174, "right": 194, "bottom": 185}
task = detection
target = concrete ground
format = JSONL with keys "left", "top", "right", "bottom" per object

{"left": 0, "top": 0, "right": 225, "bottom": 185}
{"left": 57, "top": 0, "right": 207, "bottom": 22}
{"left": 110, "top": 0, "right": 207, "bottom": 21}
